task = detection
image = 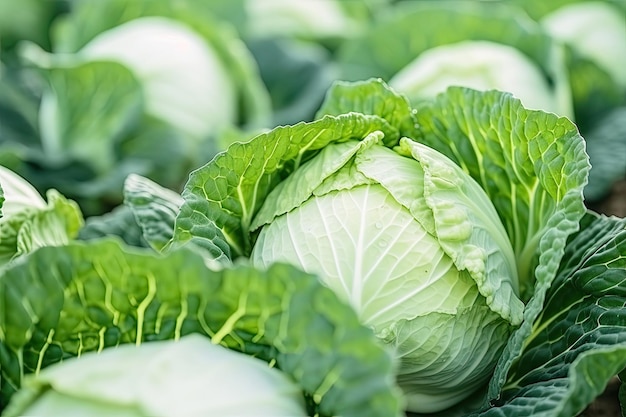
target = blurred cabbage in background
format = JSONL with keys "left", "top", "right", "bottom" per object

{"left": 0, "top": 0, "right": 623, "bottom": 214}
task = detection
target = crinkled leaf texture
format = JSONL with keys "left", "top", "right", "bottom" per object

{"left": 248, "top": 133, "right": 522, "bottom": 412}
{"left": 173, "top": 79, "right": 589, "bottom": 414}
{"left": 414, "top": 88, "right": 589, "bottom": 297}
{"left": 173, "top": 111, "right": 399, "bottom": 257}
{"left": 0, "top": 189, "right": 83, "bottom": 267}
{"left": 0, "top": 239, "right": 403, "bottom": 417}
{"left": 412, "top": 86, "right": 589, "bottom": 407}
{"left": 470, "top": 213, "right": 626, "bottom": 416}
{"left": 123, "top": 174, "right": 183, "bottom": 252}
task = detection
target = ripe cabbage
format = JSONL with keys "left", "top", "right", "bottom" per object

{"left": 250, "top": 134, "right": 522, "bottom": 412}
{"left": 81, "top": 17, "right": 237, "bottom": 140}
{"left": 170, "top": 80, "right": 589, "bottom": 413}
{"left": 541, "top": 1, "right": 626, "bottom": 88}
{"left": 389, "top": 40, "right": 565, "bottom": 115}
{"left": 3, "top": 335, "right": 307, "bottom": 417}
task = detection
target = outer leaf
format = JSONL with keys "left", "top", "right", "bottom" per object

{"left": 0, "top": 68, "right": 42, "bottom": 152}
{"left": 174, "top": 113, "right": 398, "bottom": 257}
{"left": 0, "top": 240, "right": 403, "bottom": 417}
{"left": 123, "top": 174, "right": 183, "bottom": 252}
{"left": 472, "top": 213, "right": 626, "bottom": 416}
{"left": 28, "top": 54, "right": 143, "bottom": 174}
{"left": 51, "top": 0, "right": 270, "bottom": 130}
{"left": 414, "top": 87, "right": 589, "bottom": 402}
{"left": 77, "top": 205, "right": 148, "bottom": 248}
{"left": 316, "top": 78, "right": 418, "bottom": 138}
{"left": 14, "top": 191, "right": 83, "bottom": 257}
{"left": 0, "top": 166, "right": 46, "bottom": 218}
{"left": 0, "top": 189, "right": 83, "bottom": 266}
{"left": 415, "top": 87, "right": 589, "bottom": 296}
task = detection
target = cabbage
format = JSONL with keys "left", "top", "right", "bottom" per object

{"left": 0, "top": 166, "right": 46, "bottom": 218}
{"left": 0, "top": 239, "right": 404, "bottom": 417}
{"left": 3, "top": 335, "right": 307, "bottom": 417}
{"left": 250, "top": 136, "right": 522, "bottom": 412}
{"left": 389, "top": 41, "right": 564, "bottom": 115}
{"left": 541, "top": 1, "right": 626, "bottom": 88}
{"left": 81, "top": 17, "right": 238, "bottom": 140}
{"left": 170, "top": 79, "right": 589, "bottom": 413}
{"left": 0, "top": 167, "right": 82, "bottom": 266}
{"left": 245, "top": 0, "right": 361, "bottom": 40}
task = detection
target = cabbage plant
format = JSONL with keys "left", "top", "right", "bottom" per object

{"left": 0, "top": 166, "right": 82, "bottom": 266}
{"left": 249, "top": 131, "right": 522, "bottom": 412}
{"left": 541, "top": 1, "right": 626, "bottom": 89}
{"left": 337, "top": 1, "right": 573, "bottom": 119}
{"left": 0, "top": 238, "right": 403, "bottom": 416}
{"left": 2, "top": 0, "right": 270, "bottom": 215}
{"left": 167, "top": 79, "right": 591, "bottom": 413}
{"left": 389, "top": 40, "right": 565, "bottom": 115}
{"left": 3, "top": 335, "right": 308, "bottom": 416}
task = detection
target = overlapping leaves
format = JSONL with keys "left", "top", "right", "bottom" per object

{"left": 0, "top": 240, "right": 403, "bottom": 416}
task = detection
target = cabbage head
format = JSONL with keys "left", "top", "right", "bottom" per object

{"left": 541, "top": 1, "right": 626, "bottom": 89}
{"left": 389, "top": 40, "right": 567, "bottom": 116}
{"left": 249, "top": 133, "right": 523, "bottom": 412}
{"left": 3, "top": 334, "right": 307, "bottom": 417}
{"left": 170, "top": 80, "right": 589, "bottom": 414}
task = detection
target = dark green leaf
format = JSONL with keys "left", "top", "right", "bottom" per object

{"left": 475, "top": 213, "right": 626, "bottom": 417}
{"left": 0, "top": 240, "right": 403, "bottom": 417}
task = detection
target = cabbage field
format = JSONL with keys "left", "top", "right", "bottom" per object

{"left": 0, "top": 1, "right": 625, "bottom": 416}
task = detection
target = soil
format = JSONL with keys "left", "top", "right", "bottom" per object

{"left": 588, "top": 179, "right": 626, "bottom": 218}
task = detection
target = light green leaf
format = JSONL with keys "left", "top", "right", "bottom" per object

{"left": 397, "top": 138, "right": 522, "bottom": 325}
{"left": 316, "top": 78, "right": 418, "bottom": 138}
{"left": 0, "top": 240, "right": 403, "bottom": 417}
{"left": 4, "top": 334, "right": 308, "bottom": 417}
{"left": 0, "top": 0, "right": 59, "bottom": 52}
{"left": 0, "top": 189, "right": 83, "bottom": 266}
{"left": 472, "top": 213, "right": 626, "bottom": 417}
{"left": 123, "top": 174, "right": 183, "bottom": 252}
{"left": 0, "top": 165, "right": 46, "bottom": 218}
{"left": 250, "top": 133, "right": 383, "bottom": 231}
{"left": 29, "top": 53, "right": 144, "bottom": 174}
{"left": 415, "top": 87, "right": 589, "bottom": 297}
{"left": 14, "top": 190, "right": 83, "bottom": 257}
{"left": 174, "top": 113, "right": 398, "bottom": 257}
{"left": 414, "top": 87, "right": 589, "bottom": 403}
